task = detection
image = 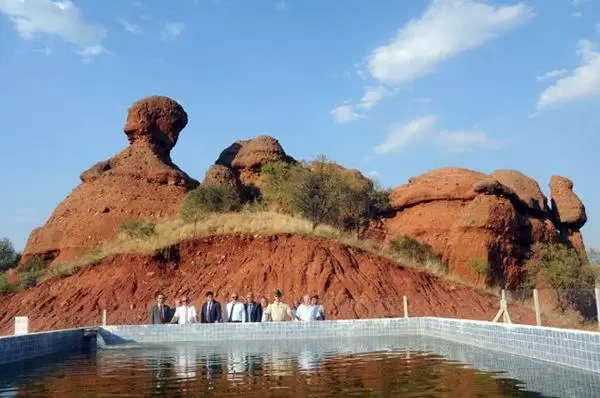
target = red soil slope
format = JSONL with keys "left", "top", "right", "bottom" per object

{"left": 0, "top": 234, "right": 536, "bottom": 335}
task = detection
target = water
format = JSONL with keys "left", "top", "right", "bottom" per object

{"left": 1, "top": 336, "right": 599, "bottom": 397}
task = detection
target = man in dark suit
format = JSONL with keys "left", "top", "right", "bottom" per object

{"left": 200, "top": 291, "right": 222, "bottom": 323}
{"left": 244, "top": 292, "right": 262, "bottom": 322}
{"left": 149, "top": 293, "right": 171, "bottom": 324}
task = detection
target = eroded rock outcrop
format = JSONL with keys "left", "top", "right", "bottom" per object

{"left": 381, "top": 168, "right": 586, "bottom": 287}
{"left": 549, "top": 175, "right": 587, "bottom": 251}
{"left": 21, "top": 96, "right": 199, "bottom": 265}
{"left": 214, "top": 135, "right": 295, "bottom": 191}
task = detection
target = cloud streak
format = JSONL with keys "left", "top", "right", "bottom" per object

{"left": 373, "top": 115, "right": 504, "bottom": 155}
{"left": 0, "top": 0, "right": 107, "bottom": 60}
{"left": 331, "top": 0, "right": 534, "bottom": 123}
{"left": 536, "top": 40, "right": 600, "bottom": 110}
{"left": 162, "top": 21, "right": 185, "bottom": 41}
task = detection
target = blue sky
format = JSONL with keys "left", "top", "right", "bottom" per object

{"left": 1, "top": 0, "right": 599, "bottom": 251}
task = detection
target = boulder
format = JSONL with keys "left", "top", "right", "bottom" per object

{"left": 381, "top": 167, "right": 566, "bottom": 287}
{"left": 215, "top": 135, "right": 295, "bottom": 189}
{"left": 549, "top": 175, "right": 587, "bottom": 230}
{"left": 123, "top": 95, "right": 188, "bottom": 151}
{"left": 203, "top": 164, "right": 239, "bottom": 190}
{"left": 490, "top": 170, "right": 547, "bottom": 212}
{"left": 390, "top": 168, "right": 487, "bottom": 209}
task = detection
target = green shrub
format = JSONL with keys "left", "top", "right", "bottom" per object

{"left": 390, "top": 235, "right": 441, "bottom": 268}
{"left": 19, "top": 272, "right": 39, "bottom": 289}
{"left": 180, "top": 185, "right": 241, "bottom": 223}
{"left": 118, "top": 220, "right": 157, "bottom": 240}
{"left": 261, "top": 161, "right": 308, "bottom": 211}
{"left": 22, "top": 255, "right": 46, "bottom": 273}
{"left": 525, "top": 243, "right": 596, "bottom": 313}
{"left": 294, "top": 171, "right": 339, "bottom": 230}
{"left": 0, "top": 238, "right": 21, "bottom": 272}
{"left": 469, "top": 258, "right": 491, "bottom": 284}
{"left": 0, "top": 272, "right": 19, "bottom": 295}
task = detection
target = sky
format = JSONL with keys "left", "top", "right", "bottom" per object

{"left": 0, "top": 0, "right": 600, "bottom": 251}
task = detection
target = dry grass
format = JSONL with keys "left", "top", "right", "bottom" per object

{"left": 79, "top": 211, "right": 395, "bottom": 265}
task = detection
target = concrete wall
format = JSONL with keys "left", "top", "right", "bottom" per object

{"left": 100, "top": 317, "right": 600, "bottom": 374}
{"left": 0, "top": 328, "right": 85, "bottom": 366}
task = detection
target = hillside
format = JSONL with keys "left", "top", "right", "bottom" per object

{"left": 0, "top": 234, "right": 537, "bottom": 335}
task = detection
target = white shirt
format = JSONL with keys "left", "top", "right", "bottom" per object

{"left": 296, "top": 304, "right": 318, "bottom": 321}
{"left": 225, "top": 301, "right": 246, "bottom": 322}
{"left": 173, "top": 305, "right": 197, "bottom": 324}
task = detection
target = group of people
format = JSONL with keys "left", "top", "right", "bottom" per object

{"left": 149, "top": 289, "right": 325, "bottom": 324}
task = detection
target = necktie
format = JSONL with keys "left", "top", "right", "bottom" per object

{"left": 159, "top": 305, "right": 164, "bottom": 322}
{"left": 207, "top": 302, "right": 212, "bottom": 322}
{"left": 248, "top": 304, "right": 252, "bottom": 321}
{"left": 228, "top": 303, "right": 234, "bottom": 322}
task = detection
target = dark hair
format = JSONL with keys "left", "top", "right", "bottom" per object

{"left": 206, "top": 291, "right": 214, "bottom": 297}
{"left": 311, "top": 294, "right": 319, "bottom": 300}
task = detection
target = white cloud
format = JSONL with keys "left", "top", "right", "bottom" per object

{"left": 366, "top": 171, "right": 380, "bottom": 179}
{"left": 437, "top": 130, "right": 503, "bottom": 153}
{"left": 0, "top": 0, "right": 106, "bottom": 59}
{"left": 573, "top": 12, "right": 583, "bottom": 18}
{"left": 119, "top": 18, "right": 142, "bottom": 35}
{"left": 331, "top": 0, "right": 534, "bottom": 122}
{"left": 536, "top": 39, "right": 600, "bottom": 110}
{"left": 373, "top": 115, "right": 506, "bottom": 156}
{"left": 358, "top": 86, "right": 389, "bottom": 111}
{"left": 331, "top": 105, "right": 364, "bottom": 124}
{"left": 536, "top": 69, "right": 568, "bottom": 81}
{"left": 162, "top": 21, "right": 185, "bottom": 41}
{"left": 374, "top": 115, "right": 438, "bottom": 154}
{"left": 276, "top": 0, "right": 288, "bottom": 10}
{"left": 367, "top": 0, "right": 534, "bottom": 85}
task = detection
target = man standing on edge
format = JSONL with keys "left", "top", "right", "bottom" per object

{"left": 225, "top": 292, "right": 246, "bottom": 323}
{"left": 170, "top": 295, "right": 197, "bottom": 324}
{"left": 244, "top": 292, "right": 262, "bottom": 322}
{"left": 149, "top": 293, "right": 171, "bottom": 324}
{"left": 263, "top": 289, "right": 293, "bottom": 322}
{"left": 201, "top": 291, "right": 222, "bottom": 323}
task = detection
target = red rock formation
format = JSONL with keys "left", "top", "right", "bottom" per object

{"left": 549, "top": 175, "right": 587, "bottom": 252}
{"left": 203, "top": 164, "right": 240, "bottom": 190}
{"left": 214, "top": 135, "right": 295, "bottom": 191}
{"left": 21, "top": 96, "right": 198, "bottom": 265}
{"left": 381, "top": 168, "right": 572, "bottom": 287}
{"left": 0, "top": 234, "right": 538, "bottom": 335}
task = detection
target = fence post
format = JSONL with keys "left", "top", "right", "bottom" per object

{"left": 595, "top": 288, "right": 600, "bottom": 331}
{"left": 102, "top": 309, "right": 107, "bottom": 327}
{"left": 403, "top": 296, "right": 408, "bottom": 319}
{"left": 533, "top": 289, "right": 542, "bottom": 326}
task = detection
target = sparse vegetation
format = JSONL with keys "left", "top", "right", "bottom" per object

{"left": 0, "top": 272, "right": 19, "bottom": 295}
{"left": 179, "top": 185, "right": 242, "bottom": 223}
{"left": 261, "top": 156, "right": 390, "bottom": 236}
{"left": 118, "top": 220, "right": 157, "bottom": 240}
{"left": 525, "top": 243, "right": 596, "bottom": 314}
{"left": 0, "top": 238, "right": 21, "bottom": 272}
{"left": 390, "top": 235, "right": 446, "bottom": 273}
{"left": 468, "top": 258, "right": 491, "bottom": 285}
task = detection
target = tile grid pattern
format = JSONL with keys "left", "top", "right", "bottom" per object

{"left": 101, "top": 317, "right": 600, "bottom": 374}
{"left": 0, "top": 328, "right": 84, "bottom": 366}
{"left": 1, "top": 317, "right": 599, "bottom": 374}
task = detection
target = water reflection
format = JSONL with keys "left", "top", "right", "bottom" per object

{"left": 0, "top": 336, "right": 599, "bottom": 397}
